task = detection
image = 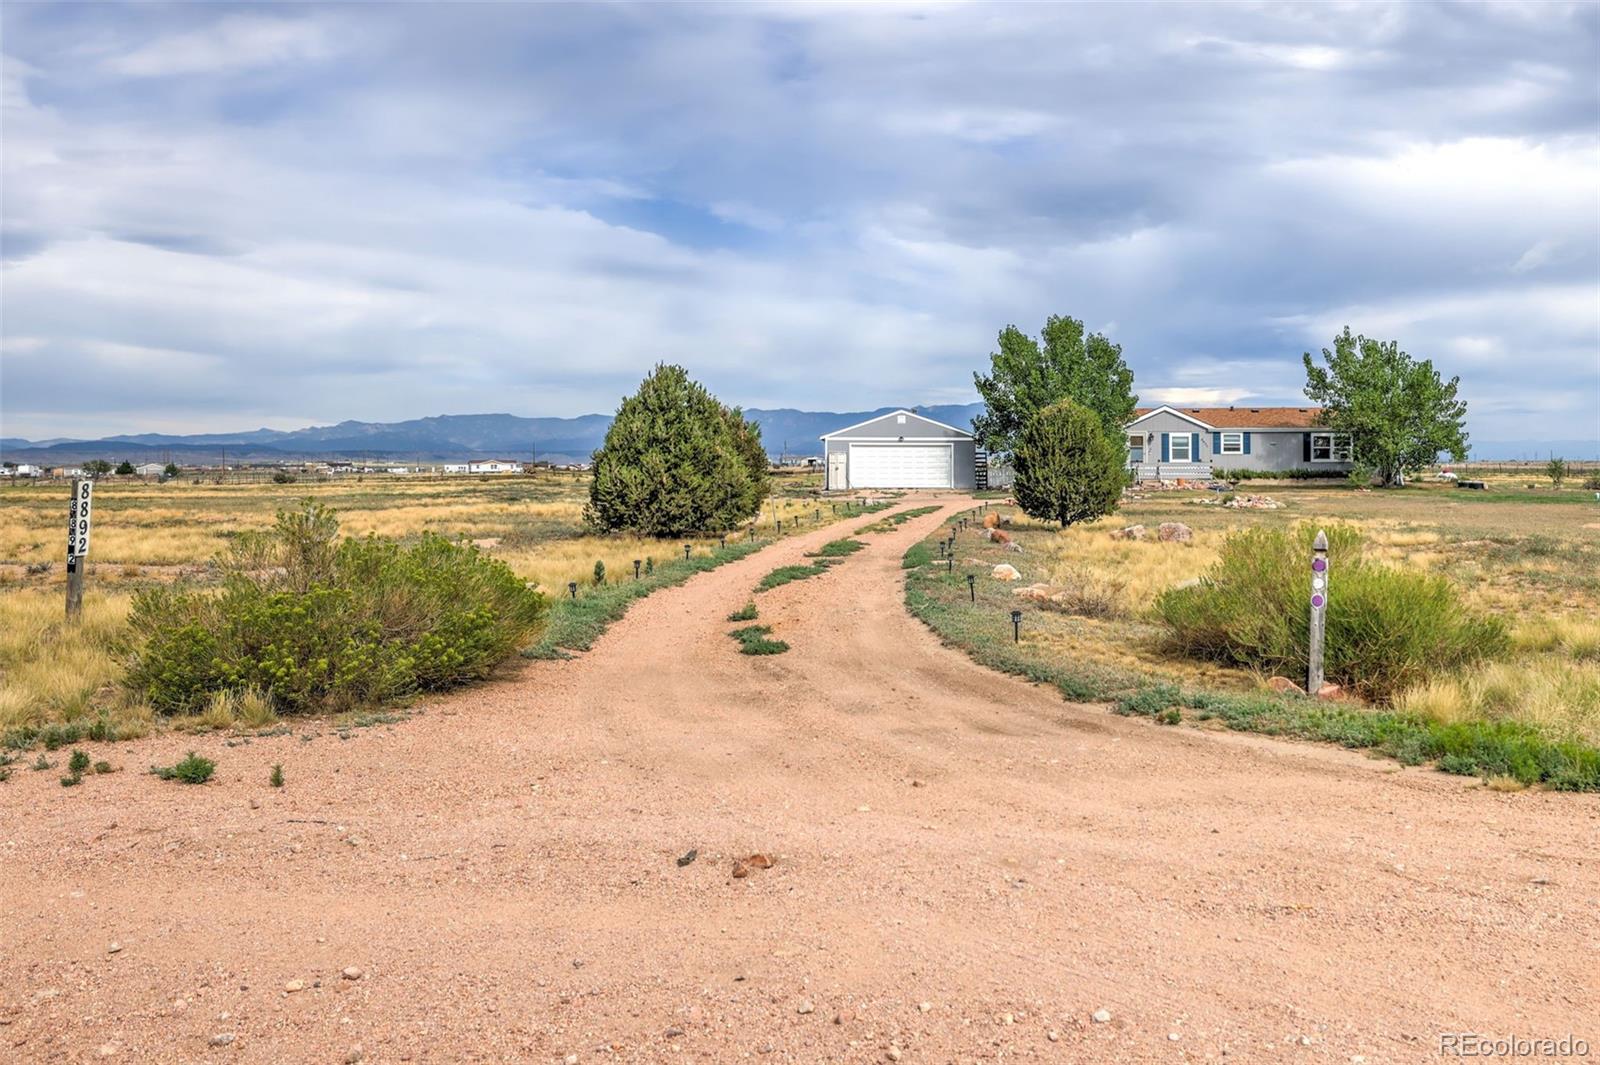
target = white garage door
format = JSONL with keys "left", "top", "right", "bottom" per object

{"left": 849, "top": 444, "right": 952, "bottom": 488}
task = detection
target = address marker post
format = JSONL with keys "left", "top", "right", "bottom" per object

{"left": 65, "top": 477, "right": 94, "bottom": 621}
{"left": 1307, "top": 529, "right": 1329, "bottom": 693}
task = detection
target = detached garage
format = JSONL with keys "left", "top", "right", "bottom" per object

{"left": 821, "top": 409, "right": 977, "bottom": 491}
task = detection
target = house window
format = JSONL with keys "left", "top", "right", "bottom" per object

{"left": 1169, "top": 434, "right": 1192, "bottom": 462}
{"left": 1127, "top": 434, "right": 1143, "bottom": 451}
{"left": 1219, "top": 432, "right": 1244, "bottom": 455}
{"left": 1311, "top": 432, "right": 1352, "bottom": 462}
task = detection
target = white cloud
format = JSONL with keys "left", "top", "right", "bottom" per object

{"left": 104, "top": 15, "right": 339, "bottom": 77}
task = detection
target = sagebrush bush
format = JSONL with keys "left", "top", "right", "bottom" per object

{"left": 1157, "top": 524, "right": 1507, "bottom": 702}
{"left": 125, "top": 501, "right": 547, "bottom": 715}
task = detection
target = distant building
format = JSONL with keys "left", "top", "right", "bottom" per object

{"left": 467, "top": 460, "right": 523, "bottom": 474}
{"left": 134, "top": 462, "right": 166, "bottom": 477}
{"left": 442, "top": 463, "right": 470, "bottom": 474}
{"left": 4, "top": 464, "right": 44, "bottom": 478}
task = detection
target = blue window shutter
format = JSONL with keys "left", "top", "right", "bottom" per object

{"left": 1212, "top": 431, "right": 1221, "bottom": 453}
{"left": 1243, "top": 432, "right": 1252, "bottom": 455}
{"left": 1161, "top": 433, "right": 1170, "bottom": 462}
{"left": 1192, "top": 433, "right": 1200, "bottom": 461}
{"left": 1303, "top": 433, "right": 1312, "bottom": 462}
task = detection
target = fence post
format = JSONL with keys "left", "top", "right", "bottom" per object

{"left": 1307, "top": 529, "right": 1329, "bottom": 693}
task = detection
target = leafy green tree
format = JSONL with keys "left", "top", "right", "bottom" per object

{"left": 722, "top": 405, "right": 772, "bottom": 518}
{"left": 1011, "top": 400, "right": 1125, "bottom": 528}
{"left": 972, "top": 314, "right": 1137, "bottom": 453}
{"left": 1302, "top": 328, "right": 1468, "bottom": 487}
{"left": 115, "top": 461, "right": 136, "bottom": 475}
{"left": 585, "top": 364, "right": 764, "bottom": 536}
{"left": 82, "top": 460, "right": 113, "bottom": 477}
{"left": 1545, "top": 457, "right": 1567, "bottom": 487}
{"left": 163, "top": 462, "right": 180, "bottom": 478}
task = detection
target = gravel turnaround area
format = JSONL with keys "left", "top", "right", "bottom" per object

{"left": 2, "top": 497, "right": 1596, "bottom": 1064}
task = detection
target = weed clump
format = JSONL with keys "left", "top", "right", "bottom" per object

{"left": 756, "top": 562, "right": 830, "bottom": 592}
{"left": 726, "top": 602, "right": 759, "bottom": 622}
{"left": 270, "top": 763, "right": 284, "bottom": 788}
{"left": 151, "top": 751, "right": 215, "bottom": 784}
{"left": 729, "top": 625, "right": 789, "bottom": 656}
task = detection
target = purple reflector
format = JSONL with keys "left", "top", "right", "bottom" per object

{"left": 1312, "top": 558, "right": 1327, "bottom": 573}
{"left": 1311, "top": 594, "right": 1325, "bottom": 608}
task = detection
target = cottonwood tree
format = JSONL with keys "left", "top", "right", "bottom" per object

{"left": 1012, "top": 400, "right": 1125, "bottom": 528}
{"left": 586, "top": 364, "right": 768, "bottom": 536}
{"left": 1302, "top": 328, "right": 1468, "bottom": 487}
{"left": 972, "top": 314, "right": 1137, "bottom": 453}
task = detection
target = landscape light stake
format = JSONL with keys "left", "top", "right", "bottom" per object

{"left": 967, "top": 573, "right": 976, "bottom": 602}
{"left": 684, "top": 543, "right": 692, "bottom": 561}
{"left": 946, "top": 556, "right": 953, "bottom": 574}
{"left": 815, "top": 508, "right": 821, "bottom": 522}
{"left": 1011, "top": 609, "right": 1022, "bottom": 643}
{"left": 719, "top": 536, "right": 726, "bottom": 549}
{"left": 938, "top": 541, "right": 947, "bottom": 559}
{"left": 633, "top": 559, "right": 641, "bottom": 580}
{"left": 1307, "top": 529, "right": 1330, "bottom": 692}
{"left": 568, "top": 581, "right": 578, "bottom": 600}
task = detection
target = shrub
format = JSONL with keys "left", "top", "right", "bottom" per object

{"left": 68, "top": 749, "right": 91, "bottom": 775}
{"left": 272, "top": 472, "right": 298, "bottom": 485}
{"left": 1545, "top": 457, "right": 1567, "bottom": 486}
{"left": 125, "top": 501, "right": 547, "bottom": 715}
{"left": 151, "top": 751, "right": 215, "bottom": 784}
{"left": 1157, "top": 524, "right": 1507, "bottom": 702}
{"left": 727, "top": 602, "right": 759, "bottom": 622}
{"left": 1012, "top": 400, "right": 1123, "bottom": 527}
{"left": 1584, "top": 472, "right": 1600, "bottom": 491}
{"left": 593, "top": 560, "right": 606, "bottom": 586}
{"left": 270, "top": 763, "right": 284, "bottom": 788}
{"left": 586, "top": 363, "right": 768, "bottom": 536}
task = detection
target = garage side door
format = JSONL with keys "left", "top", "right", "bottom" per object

{"left": 849, "top": 444, "right": 951, "bottom": 488}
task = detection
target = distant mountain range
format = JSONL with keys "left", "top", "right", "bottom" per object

{"left": 2, "top": 407, "right": 1591, "bottom": 464}
{"left": 0, "top": 405, "right": 989, "bottom": 465}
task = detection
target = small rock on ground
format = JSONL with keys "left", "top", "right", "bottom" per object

{"left": 1092, "top": 1008, "right": 1112, "bottom": 1024}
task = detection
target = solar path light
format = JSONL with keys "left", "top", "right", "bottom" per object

{"left": 1011, "top": 609, "right": 1022, "bottom": 642}
{"left": 967, "top": 573, "right": 976, "bottom": 602}
{"left": 684, "top": 543, "right": 692, "bottom": 561}
{"left": 568, "top": 581, "right": 578, "bottom": 600}
{"left": 633, "top": 559, "right": 641, "bottom": 580}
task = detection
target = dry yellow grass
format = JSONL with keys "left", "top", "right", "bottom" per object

{"left": 1394, "top": 656, "right": 1600, "bottom": 746}
{"left": 0, "top": 588, "right": 146, "bottom": 737}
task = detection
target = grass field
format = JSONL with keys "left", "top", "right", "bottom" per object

{"left": 0, "top": 469, "right": 854, "bottom": 745}
{"left": 906, "top": 474, "right": 1600, "bottom": 786}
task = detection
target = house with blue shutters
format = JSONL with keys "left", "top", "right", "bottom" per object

{"left": 1124, "top": 406, "right": 1353, "bottom": 481}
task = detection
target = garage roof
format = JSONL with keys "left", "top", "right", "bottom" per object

{"left": 819, "top": 408, "right": 974, "bottom": 440}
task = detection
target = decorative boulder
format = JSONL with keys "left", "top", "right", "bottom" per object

{"left": 1011, "top": 583, "right": 1054, "bottom": 603}
{"left": 1111, "top": 524, "right": 1147, "bottom": 541}
{"left": 982, "top": 511, "right": 1000, "bottom": 529}
{"left": 1266, "top": 676, "right": 1305, "bottom": 695}
{"left": 991, "top": 563, "right": 1021, "bottom": 582}
{"left": 1315, "top": 682, "right": 1345, "bottom": 701}
{"left": 1157, "top": 522, "right": 1194, "bottom": 543}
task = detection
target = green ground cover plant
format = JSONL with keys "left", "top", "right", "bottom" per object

{"left": 729, "top": 625, "right": 789, "bottom": 655}
{"left": 756, "top": 561, "right": 833, "bottom": 592}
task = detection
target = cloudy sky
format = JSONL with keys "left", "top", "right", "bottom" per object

{"left": 2, "top": 2, "right": 1596, "bottom": 444}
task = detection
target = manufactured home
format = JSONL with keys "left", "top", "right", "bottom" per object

{"left": 1126, "top": 406, "right": 1353, "bottom": 481}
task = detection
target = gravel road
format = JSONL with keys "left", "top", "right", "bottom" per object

{"left": 2, "top": 498, "right": 1595, "bottom": 1063}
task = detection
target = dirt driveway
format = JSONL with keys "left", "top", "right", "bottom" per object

{"left": 2, "top": 499, "right": 1596, "bottom": 1063}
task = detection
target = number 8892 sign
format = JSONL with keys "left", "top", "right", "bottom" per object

{"left": 67, "top": 479, "right": 93, "bottom": 559}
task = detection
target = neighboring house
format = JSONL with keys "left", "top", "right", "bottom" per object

{"left": 468, "top": 459, "right": 523, "bottom": 474}
{"left": 1125, "top": 406, "right": 1353, "bottom": 481}
{"left": 133, "top": 462, "right": 166, "bottom": 477}
{"left": 821, "top": 409, "right": 976, "bottom": 491}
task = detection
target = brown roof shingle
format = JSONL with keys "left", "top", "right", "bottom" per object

{"left": 1131, "top": 406, "right": 1325, "bottom": 429}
